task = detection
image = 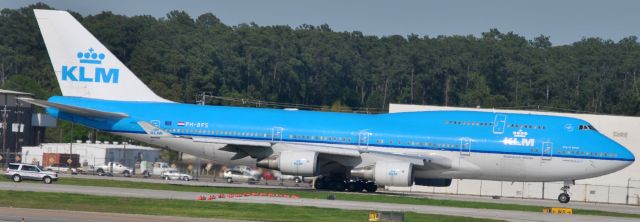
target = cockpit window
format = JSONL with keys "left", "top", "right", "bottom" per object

{"left": 579, "top": 125, "right": 597, "bottom": 131}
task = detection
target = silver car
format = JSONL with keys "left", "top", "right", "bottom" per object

{"left": 223, "top": 170, "right": 260, "bottom": 183}
{"left": 45, "top": 163, "right": 78, "bottom": 174}
{"left": 161, "top": 170, "right": 193, "bottom": 181}
{"left": 5, "top": 163, "right": 58, "bottom": 184}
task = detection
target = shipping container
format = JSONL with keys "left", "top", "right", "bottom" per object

{"left": 42, "top": 153, "right": 80, "bottom": 168}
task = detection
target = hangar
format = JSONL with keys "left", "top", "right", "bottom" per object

{"left": 387, "top": 104, "right": 640, "bottom": 205}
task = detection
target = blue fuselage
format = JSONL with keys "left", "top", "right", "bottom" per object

{"left": 47, "top": 96, "right": 634, "bottom": 163}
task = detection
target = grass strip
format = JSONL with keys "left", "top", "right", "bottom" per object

{"left": 0, "top": 190, "right": 501, "bottom": 222}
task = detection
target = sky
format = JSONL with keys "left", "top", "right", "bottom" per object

{"left": 1, "top": 0, "right": 638, "bottom": 46}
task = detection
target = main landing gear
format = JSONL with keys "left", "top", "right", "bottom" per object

{"left": 347, "top": 179, "right": 377, "bottom": 192}
{"left": 558, "top": 180, "right": 574, "bottom": 203}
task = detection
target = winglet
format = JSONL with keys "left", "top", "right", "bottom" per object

{"left": 137, "top": 121, "right": 174, "bottom": 138}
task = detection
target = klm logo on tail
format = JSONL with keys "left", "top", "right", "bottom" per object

{"left": 61, "top": 48, "right": 119, "bottom": 83}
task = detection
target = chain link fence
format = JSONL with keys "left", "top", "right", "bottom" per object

{"left": 390, "top": 179, "right": 640, "bottom": 205}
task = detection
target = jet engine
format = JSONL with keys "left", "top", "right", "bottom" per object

{"left": 256, "top": 151, "right": 318, "bottom": 176}
{"left": 350, "top": 162, "right": 413, "bottom": 186}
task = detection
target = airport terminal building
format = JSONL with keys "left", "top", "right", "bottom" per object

{"left": 0, "top": 89, "right": 56, "bottom": 166}
{"left": 387, "top": 104, "right": 640, "bottom": 205}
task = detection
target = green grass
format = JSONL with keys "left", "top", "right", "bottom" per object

{"left": 0, "top": 190, "right": 501, "bottom": 222}
{"left": 3, "top": 176, "right": 640, "bottom": 219}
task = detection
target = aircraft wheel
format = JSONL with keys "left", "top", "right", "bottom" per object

{"left": 313, "top": 178, "right": 322, "bottom": 189}
{"left": 346, "top": 182, "right": 358, "bottom": 192}
{"left": 364, "top": 182, "right": 378, "bottom": 192}
{"left": 558, "top": 193, "right": 570, "bottom": 203}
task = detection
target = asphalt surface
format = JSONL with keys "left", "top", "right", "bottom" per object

{"left": 0, "top": 182, "right": 638, "bottom": 222}
{"left": 0, "top": 207, "right": 249, "bottom": 222}
{"left": 62, "top": 174, "right": 640, "bottom": 215}
{"left": 381, "top": 190, "right": 640, "bottom": 215}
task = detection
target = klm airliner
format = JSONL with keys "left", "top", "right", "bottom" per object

{"left": 25, "top": 9, "right": 634, "bottom": 203}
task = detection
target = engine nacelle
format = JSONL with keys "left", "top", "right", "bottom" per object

{"left": 351, "top": 162, "right": 413, "bottom": 187}
{"left": 256, "top": 151, "right": 318, "bottom": 176}
{"left": 414, "top": 178, "right": 452, "bottom": 187}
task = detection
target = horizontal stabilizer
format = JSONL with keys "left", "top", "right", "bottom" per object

{"left": 18, "top": 97, "right": 128, "bottom": 119}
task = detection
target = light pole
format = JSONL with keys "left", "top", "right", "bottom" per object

{"left": 1, "top": 105, "right": 10, "bottom": 167}
{"left": 627, "top": 178, "right": 631, "bottom": 205}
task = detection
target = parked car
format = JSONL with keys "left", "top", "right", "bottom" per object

{"left": 161, "top": 170, "right": 193, "bottom": 181}
{"left": 4, "top": 163, "right": 58, "bottom": 184}
{"left": 223, "top": 169, "right": 260, "bottom": 183}
{"left": 141, "top": 161, "right": 177, "bottom": 178}
{"left": 45, "top": 163, "right": 78, "bottom": 174}
{"left": 95, "top": 162, "right": 132, "bottom": 177}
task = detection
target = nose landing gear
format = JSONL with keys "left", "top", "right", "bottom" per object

{"left": 557, "top": 180, "right": 574, "bottom": 203}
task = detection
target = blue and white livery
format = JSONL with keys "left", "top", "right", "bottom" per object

{"left": 26, "top": 9, "right": 634, "bottom": 203}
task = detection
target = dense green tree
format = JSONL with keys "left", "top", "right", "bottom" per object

{"left": 1, "top": 4, "right": 639, "bottom": 142}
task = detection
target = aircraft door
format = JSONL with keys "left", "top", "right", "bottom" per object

{"left": 541, "top": 142, "right": 553, "bottom": 160}
{"left": 358, "top": 130, "right": 371, "bottom": 151}
{"left": 492, "top": 114, "right": 507, "bottom": 134}
{"left": 272, "top": 127, "right": 284, "bottom": 141}
{"left": 149, "top": 120, "right": 162, "bottom": 139}
{"left": 459, "top": 137, "right": 471, "bottom": 156}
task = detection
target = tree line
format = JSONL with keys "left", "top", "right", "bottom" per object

{"left": 1, "top": 3, "right": 639, "bottom": 142}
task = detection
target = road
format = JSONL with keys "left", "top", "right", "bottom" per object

{"left": 0, "top": 182, "right": 638, "bottom": 222}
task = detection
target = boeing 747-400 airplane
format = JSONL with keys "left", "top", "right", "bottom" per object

{"left": 23, "top": 9, "right": 634, "bottom": 203}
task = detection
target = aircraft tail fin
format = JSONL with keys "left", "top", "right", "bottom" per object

{"left": 33, "top": 9, "right": 170, "bottom": 102}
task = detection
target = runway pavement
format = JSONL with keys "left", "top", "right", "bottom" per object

{"left": 0, "top": 182, "right": 638, "bottom": 222}
{"left": 61, "top": 174, "right": 640, "bottom": 215}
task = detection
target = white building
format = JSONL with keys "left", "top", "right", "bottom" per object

{"left": 22, "top": 141, "right": 162, "bottom": 169}
{"left": 388, "top": 103, "right": 640, "bottom": 205}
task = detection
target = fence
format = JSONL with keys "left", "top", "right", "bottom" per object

{"left": 389, "top": 179, "right": 640, "bottom": 205}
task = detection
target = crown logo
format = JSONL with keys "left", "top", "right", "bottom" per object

{"left": 76, "top": 48, "right": 105, "bottom": 64}
{"left": 513, "top": 129, "right": 528, "bottom": 138}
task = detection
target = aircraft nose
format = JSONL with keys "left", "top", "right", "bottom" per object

{"left": 616, "top": 142, "right": 634, "bottom": 165}
{"left": 623, "top": 145, "right": 635, "bottom": 163}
